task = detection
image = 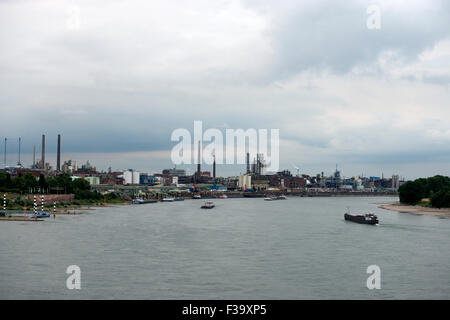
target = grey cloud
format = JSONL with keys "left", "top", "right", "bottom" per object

{"left": 267, "top": 1, "right": 450, "bottom": 78}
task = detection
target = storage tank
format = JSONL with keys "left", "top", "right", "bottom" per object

{"left": 132, "top": 171, "right": 140, "bottom": 184}
{"left": 123, "top": 170, "right": 133, "bottom": 185}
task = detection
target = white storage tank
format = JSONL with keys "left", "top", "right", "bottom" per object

{"left": 123, "top": 170, "right": 133, "bottom": 185}
{"left": 132, "top": 171, "right": 140, "bottom": 184}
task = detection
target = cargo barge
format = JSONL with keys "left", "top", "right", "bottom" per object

{"left": 344, "top": 213, "right": 379, "bottom": 225}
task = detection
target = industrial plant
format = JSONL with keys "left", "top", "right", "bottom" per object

{"left": 0, "top": 134, "right": 403, "bottom": 202}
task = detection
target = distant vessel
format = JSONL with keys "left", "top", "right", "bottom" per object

{"left": 201, "top": 201, "right": 215, "bottom": 209}
{"left": 132, "top": 198, "right": 157, "bottom": 204}
{"left": 218, "top": 194, "right": 228, "bottom": 199}
{"left": 264, "top": 195, "right": 287, "bottom": 201}
{"left": 344, "top": 213, "right": 379, "bottom": 225}
{"left": 163, "top": 198, "right": 175, "bottom": 202}
{"left": 243, "top": 192, "right": 265, "bottom": 198}
{"left": 193, "top": 195, "right": 202, "bottom": 199}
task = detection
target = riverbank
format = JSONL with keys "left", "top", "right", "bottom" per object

{"left": 0, "top": 217, "right": 43, "bottom": 221}
{"left": 377, "top": 201, "right": 450, "bottom": 218}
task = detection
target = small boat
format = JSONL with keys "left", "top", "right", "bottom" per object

{"left": 162, "top": 198, "right": 175, "bottom": 202}
{"left": 264, "top": 195, "right": 287, "bottom": 201}
{"left": 218, "top": 194, "right": 228, "bottom": 199}
{"left": 344, "top": 213, "right": 378, "bottom": 225}
{"left": 32, "top": 211, "right": 50, "bottom": 218}
{"left": 193, "top": 194, "right": 202, "bottom": 199}
{"left": 201, "top": 201, "right": 215, "bottom": 209}
{"left": 174, "top": 197, "right": 185, "bottom": 201}
{"left": 132, "top": 198, "right": 157, "bottom": 204}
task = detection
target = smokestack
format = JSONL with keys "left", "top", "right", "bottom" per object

{"left": 213, "top": 153, "right": 216, "bottom": 179}
{"left": 57, "top": 134, "right": 61, "bottom": 171}
{"left": 246, "top": 152, "right": 250, "bottom": 174}
{"left": 41, "top": 134, "right": 45, "bottom": 170}
{"left": 3, "top": 138, "right": 6, "bottom": 168}
{"left": 33, "top": 145, "right": 36, "bottom": 167}
{"left": 18, "top": 137, "right": 21, "bottom": 166}
{"left": 197, "top": 140, "right": 201, "bottom": 178}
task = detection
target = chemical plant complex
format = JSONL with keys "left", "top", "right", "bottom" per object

{"left": 1, "top": 134, "right": 402, "bottom": 199}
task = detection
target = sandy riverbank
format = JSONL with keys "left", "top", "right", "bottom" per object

{"left": 0, "top": 217, "right": 43, "bottom": 222}
{"left": 377, "top": 201, "right": 450, "bottom": 218}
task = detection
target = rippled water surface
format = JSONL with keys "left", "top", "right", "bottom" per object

{"left": 1, "top": 196, "right": 449, "bottom": 299}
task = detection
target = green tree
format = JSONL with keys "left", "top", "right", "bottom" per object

{"left": 430, "top": 187, "right": 450, "bottom": 208}
{"left": 38, "top": 174, "right": 48, "bottom": 193}
{"left": 72, "top": 178, "right": 91, "bottom": 191}
{"left": 399, "top": 175, "right": 450, "bottom": 207}
{"left": 24, "top": 173, "right": 38, "bottom": 193}
{"left": 399, "top": 181, "right": 425, "bottom": 205}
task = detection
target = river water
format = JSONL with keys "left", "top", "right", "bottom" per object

{"left": 0, "top": 196, "right": 449, "bottom": 299}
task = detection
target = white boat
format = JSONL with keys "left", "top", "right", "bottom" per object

{"left": 201, "top": 201, "right": 215, "bottom": 209}
{"left": 264, "top": 195, "right": 287, "bottom": 201}
{"left": 218, "top": 194, "right": 228, "bottom": 199}
{"left": 162, "top": 198, "right": 175, "bottom": 202}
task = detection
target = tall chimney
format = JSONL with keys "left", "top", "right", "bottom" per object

{"left": 246, "top": 152, "right": 250, "bottom": 174}
{"left": 18, "top": 137, "right": 21, "bottom": 166}
{"left": 41, "top": 134, "right": 45, "bottom": 170}
{"left": 3, "top": 138, "right": 6, "bottom": 168}
{"left": 57, "top": 134, "right": 61, "bottom": 171}
{"left": 213, "top": 153, "right": 216, "bottom": 179}
{"left": 33, "top": 144, "right": 36, "bottom": 167}
{"left": 197, "top": 140, "right": 201, "bottom": 178}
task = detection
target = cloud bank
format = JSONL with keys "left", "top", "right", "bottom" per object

{"left": 1, "top": 0, "right": 450, "bottom": 178}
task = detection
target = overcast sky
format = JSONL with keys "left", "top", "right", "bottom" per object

{"left": 1, "top": 0, "right": 450, "bottom": 179}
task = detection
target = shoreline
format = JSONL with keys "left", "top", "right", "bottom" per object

{"left": 377, "top": 201, "right": 450, "bottom": 218}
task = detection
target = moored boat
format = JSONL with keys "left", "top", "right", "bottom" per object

{"left": 243, "top": 192, "right": 265, "bottom": 198}
{"left": 31, "top": 211, "right": 50, "bottom": 218}
{"left": 193, "top": 194, "right": 201, "bottom": 199}
{"left": 162, "top": 198, "right": 175, "bottom": 202}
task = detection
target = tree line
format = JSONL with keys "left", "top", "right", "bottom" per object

{"left": 0, "top": 172, "right": 102, "bottom": 200}
{"left": 398, "top": 175, "right": 450, "bottom": 208}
